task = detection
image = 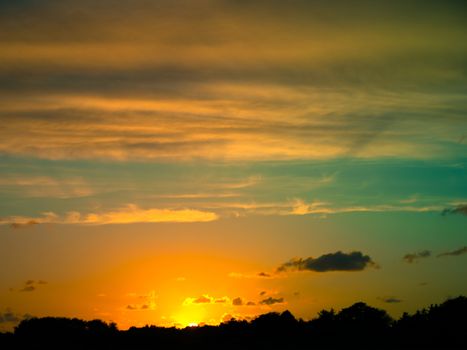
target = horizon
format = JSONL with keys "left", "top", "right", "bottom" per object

{"left": 0, "top": 0, "right": 466, "bottom": 333}
{"left": 4, "top": 294, "right": 466, "bottom": 332}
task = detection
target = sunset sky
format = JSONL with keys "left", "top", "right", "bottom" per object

{"left": 0, "top": 0, "right": 466, "bottom": 331}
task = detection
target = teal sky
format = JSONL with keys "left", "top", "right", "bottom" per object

{"left": 0, "top": 0, "right": 466, "bottom": 330}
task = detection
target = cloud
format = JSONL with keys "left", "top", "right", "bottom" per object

{"left": 15, "top": 280, "right": 48, "bottom": 292}
{"left": 287, "top": 200, "right": 443, "bottom": 217}
{"left": 228, "top": 272, "right": 281, "bottom": 279}
{"left": 2, "top": 212, "right": 58, "bottom": 228}
{"left": 259, "top": 297, "right": 284, "bottom": 305}
{"left": 1, "top": 204, "right": 218, "bottom": 227}
{"left": 79, "top": 204, "right": 218, "bottom": 225}
{"left": 215, "top": 297, "right": 228, "bottom": 304}
{"left": 437, "top": 246, "right": 467, "bottom": 258}
{"left": 379, "top": 297, "right": 403, "bottom": 303}
{"left": 126, "top": 290, "right": 157, "bottom": 310}
{"left": 183, "top": 295, "right": 216, "bottom": 305}
{"left": 193, "top": 295, "right": 212, "bottom": 304}
{"left": 259, "top": 291, "right": 266, "bottom": 296}
{"left": 127, "top": 304, "right": 150, "bottom": 311}
{"left": 0, "top": 311, "right": 20, "bottom": 324}
{"left": 277, "top": 251, "right": 377, "bottom": 273}
{"left": 442, "top": 204, "right": 467, "bottom": 216}
{"left": 246, "top": 301, "right": 256, "bottom": 306}
{"left": 10, "top": 220, "right": 40, "bottom": 229}
{"left": 403, "top": 250, "right": 431, "bottom": 263}
{"left": 19, "top": 285, "right": 35, "bottom": 292}
{"left": 232, "top": 297, "right": 243, "bottom": 306}
{"left": 257, "top": 272, "right": 271, "bottom": 278}
{"left": 183, "top": 295, "right": 237, "bottom": 306}
{"left": 214, "top": 199, "right": 444, "bottom": 219}
{"left": 0, "top": 176, "right": 93, "bottom": 199}
{"left": 0, "top": 1, "right": 465, "bottom": 164}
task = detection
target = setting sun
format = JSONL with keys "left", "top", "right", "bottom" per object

{"left": 172, "top": 308, "right": 206, "bottom": 329}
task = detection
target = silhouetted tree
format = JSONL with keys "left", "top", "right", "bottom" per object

{"left": 2, "top": 296, "right": 466, "bottom": 350}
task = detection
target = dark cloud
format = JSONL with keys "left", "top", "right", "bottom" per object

{"left": 403, "top": 250, "right": 431, "bottom": 263}
{"left": 246, "top": 301, "right": 256, "bottom": 306}
{"left": 442, "top": 204, "right": 467, "bottom": 216}
{"left": 257, "top": 272, "right": 271, "bottom": 278}
{"left": 19, "top": 285, "right": 36, "bottom": 292}
{"left": 259, "top": 291, "right": 266, "bottom": 296}
{"left": 0, "top": 311, "right": 20, "bottom": 324}
{"left": 17, "top": 280, "right": 48, "bottom": 292}
{"left": 380, "top": 297, "right": 403, "bottom": 303}
{"left": 259, "top": 297, "right": 284, "bottom": 305}
{"left": 232, "top": 297, "right": 243, "bottom": 306}
{"left": 277, "top": 251, "right": 377, "bottom": 272}
{"left": 437, "top": 246, "right": 467, "bottom": 257}
{"left": 127, "top": 304, "right": 149, "bottom": 310}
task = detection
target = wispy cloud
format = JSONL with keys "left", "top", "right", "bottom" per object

{"left": 228, "top": 272, "right": 282, "bottom": 280}
{"left": 2, "top": 198, "right": 447, "bottom": 228}
{"left": 0, "top": 1, "right": 465, "bottom": 163}
{"left": 1, "top": 204, "right": 218, "bottom": 227}
{"left": 3, "top": 213, "right": 58, "bottom": 229}
{"left": 437, "top": 246, "right": 467, "bottom": 258}
{"left": 76, "top": 204, "right": 218, "bottom": 225}
{"left": 442, "top": 204, "right": 467, "bottom": 216}
{"left": 402, "top": 250, "right": 431, "bottom": 264}
{"left": 12, "top": 280, "right": 48, "bottom": 292}
{"left": 126, "top": 290, "right": 157, "bottom": 311}
{"left": 0, "top": 176, "right": 93, "bottom": 198}
{"left": 183, "top": 295, "right": 232, "bottom": 306}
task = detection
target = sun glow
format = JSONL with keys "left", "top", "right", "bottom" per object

{"left": 172, "top": 307, "right": 206, "bottom": 329}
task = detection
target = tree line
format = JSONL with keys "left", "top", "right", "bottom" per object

{"left": 1, "top": 296, "right": 465, "bottom": 349}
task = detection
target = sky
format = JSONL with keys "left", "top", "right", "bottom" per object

{"left": 0, "top": 0, "right": 466, "bottom": 331}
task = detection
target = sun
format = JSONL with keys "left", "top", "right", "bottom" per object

{"left": 172, "top": 307, "right": 206, "bottom": 328}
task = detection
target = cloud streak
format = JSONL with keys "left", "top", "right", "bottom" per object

{"left": 1, "top": 204, "right": 218, "bottom": 227}
{"left": 437, "top": 246, "right": 467, "bottom": 258}
{"left": 0, "top": 1, "right": 465, "bottom": 162}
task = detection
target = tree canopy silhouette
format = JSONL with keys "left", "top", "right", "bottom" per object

{"left": 1, "top": 296, "right": 466, "bottom": 349}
